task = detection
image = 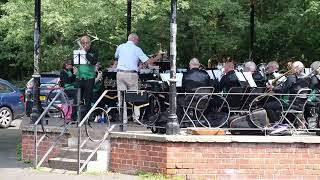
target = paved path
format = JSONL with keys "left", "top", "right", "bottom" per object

{"left": 0, "top": 118, "right": 140, "bottom": 180}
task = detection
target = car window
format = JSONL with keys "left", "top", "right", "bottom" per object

{"left": 40, "top": 77, "right": 60, "bottom": 84}
{"left": 0, "top": 83, "right": 13, "bottom": 93}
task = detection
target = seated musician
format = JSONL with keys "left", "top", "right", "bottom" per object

{"left": 215, "top": 60, "right": 241, "bottom": 92}
{"left": 264, "top": 61, "right": 309, "bottom": 123}
{"left": 305, "top": 61, "right": 320, "bottom": 126}
{"left": 177, "top": 58, "right": 211, "bottom": 121}
{"left": 60, "top": 59, "right": 77, "bottom": 100}
{"left": 265, "top": 61, "right": 279, "bottom": 80}
{"left": 243, "top": 61, "right": 265, "bottom": 87}
{"left": 309, "top": 61, "right": 320, "bottom": 92}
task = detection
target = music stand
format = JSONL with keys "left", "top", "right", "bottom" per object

{"left": 73, "top": 50, "right": 87, "bottom": 65}
{"left": 155, "top": 61, "right": 170, "bottom": 73}
{"left": 235, "top": 72, "right": 250, "bottom": 88}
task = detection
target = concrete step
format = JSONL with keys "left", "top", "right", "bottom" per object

{"left": 59, "top": 148, "right": 97, "bottom": 161}
{"left": 48, "top": 157, "right": 86, "bottom": 171}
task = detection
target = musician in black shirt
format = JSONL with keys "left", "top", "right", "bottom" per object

{"left": 215, "top": 61, "right": 241, "bottom": 92}
{"left": 244, "top": 61, "right": 265, "bottom": 87}
{"left": 181, "top": 59, "right": 211, "bottom": 92}
{"left": 265, "top": 61, "right": 279, "bottom": 80}
{"left": 264, "top": 61, "right": 308, "bottom": 123}
{"left": 177, "top": 58, "right": 211, "bottom": 122}
{"left": 310, "top": 61, "right": 320, "bottom": 91}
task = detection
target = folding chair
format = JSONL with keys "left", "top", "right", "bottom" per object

{"left": 279, "top": 88, "right": 311, "bottom": 132}
{"left": 125, "top": 90, "right": 149, "bottom": 125}
{"left": 218, "top": 87, "right": 246, "bottom": 114}
{"left": 241, "top": 87, "right": 266, "bottom": 110}
{"left": 179, "top": 87, "right": 215, "bottom": 128}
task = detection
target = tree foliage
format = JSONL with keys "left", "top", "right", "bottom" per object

{"left": 0, "top": 0, "right": 320, "bottom": 80}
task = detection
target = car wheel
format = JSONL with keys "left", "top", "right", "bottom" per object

{"left": 0, "top": 107, "right": 13, "bottom": 128}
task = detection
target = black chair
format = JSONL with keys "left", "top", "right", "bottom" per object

{"left": 179, "top": 87, "right": 215, "bottom": 128}
{"left": 279, "top": 88, "right": 312, "bottom": 131}
{"left": 241, "top": 87, "right": 266, "bottom": 110}
{"left": 218, "top": 87, "right": 246, "bottom": 114}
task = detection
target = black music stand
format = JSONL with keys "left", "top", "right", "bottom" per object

{"left": 105, "top": 70, "right": 117, "bottom": 80}
{"left": 155, "top": 61, "right": 170, "bottom": 73}
{"left": 73, "top": 50, "right": 87, "bottom": 65}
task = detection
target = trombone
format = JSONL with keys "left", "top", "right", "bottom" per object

{"left": 269, "top": 68, "right": 294, "bottom": 87}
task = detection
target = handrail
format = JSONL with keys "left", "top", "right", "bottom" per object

{"left": 76, "top": 89, "right": 117, "bottom": 174}
{"left": 78, "top": 124, "right": 117, "bottom": 174}
{"left": 36, "top": 122, "right": 72, "bottom": 168}
{"left": 34, "top": 90, "right": 63, "bottom": 125}
{"left": 78, "top": 90, "right": 109, "bottom": 127}
{"left": 33, "top": 89, "right": 69, "bottom": 168}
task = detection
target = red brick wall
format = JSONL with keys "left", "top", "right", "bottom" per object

{"left": 21, "top": 131, "right": 68, "bottom": 164}
{"left": 111, "top": 138, "right": 320, "bottom": 180}
{"left": 111, "top": 138, "right": 167, "bottom": 174}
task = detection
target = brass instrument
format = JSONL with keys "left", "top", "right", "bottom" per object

{"left": 148, "top": 43, "right": 167, "bottom": 59}
{"left": 270, "top": 69, "right": 294, "bottom": 86}
{"left": 199, "top": 63, "right": 206, "bottom": 70}
{"left": 207, "top": 58, "right": 213, "bottom": 68}
{"left": 265, "top": 68, "right": 294, "bottom": 94}
{"left": 74, "top": 37, "right": 84, "bottom": 49}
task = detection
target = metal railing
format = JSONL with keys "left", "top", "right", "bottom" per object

{"left": 77, "top": 90, "right": 119, "bottom": 174}
{"left": 33, "top": 89, "right": 71, "bottom": 168}
{"left": 33, "top": 87, "right": 320, "bottom": 172}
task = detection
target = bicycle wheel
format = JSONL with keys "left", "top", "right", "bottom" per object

{"left": 84, "top": 107, "right": 111, "bottom": 142}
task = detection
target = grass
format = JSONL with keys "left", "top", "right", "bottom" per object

{"left": 23, "top": 159, "right": 32, "bottom": 164}
{"left": 16, "top": 144, "right": 22, "bottom": 161}
{"left": 16, "top": 144, "right": 32, "bottom": 164}
{"left": 137, "top": 172, "right": 186, "bottom": 180}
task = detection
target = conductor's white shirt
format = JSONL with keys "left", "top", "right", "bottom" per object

{"left": 115, "top": 41, "right": 149, "bottom": 71}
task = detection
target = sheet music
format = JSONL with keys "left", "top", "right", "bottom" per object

{"left": 160, "top": 73, "right": 183, "bottom": 87}
{"left": 213, "top": 70, "right": 223, "bottom": 81}
{"left": 177, "top": 69, "right": 187, "bottom": 73}
{"left": 235, "top": 72, "right": 246, "bottom": 82}
{"left": 73, "top": 50, "right": 87, "bottom": 65}
{"left": 243, "top": 72, "right": 257, "bottom": 87}
{"left": 304, "top": 68, "right": 311, "bottom": 75}
{"left": 176, "top": 73, "right": 183, "bottom": 87}
{"left": 206, "top": 70, "right": 215, "bottom": 80}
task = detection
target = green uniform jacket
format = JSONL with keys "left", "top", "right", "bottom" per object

{"left": 76, "top": 49, "right": 98, "bottom": 80}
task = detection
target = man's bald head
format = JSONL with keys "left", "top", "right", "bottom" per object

{"left": 189, "top": 58, "right": 200, "bottom": 69}
{"left": 224, "top": 61, "right": 235, "bottom": 74}
{"left": 128, "top": 33, "right": 139, "bottom": 44}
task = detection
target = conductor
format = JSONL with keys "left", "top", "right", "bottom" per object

{"left": 115, "top": 33, "right": 162, "bottom": 124}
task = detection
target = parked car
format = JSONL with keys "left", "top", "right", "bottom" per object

{"left": 0, "top": 79, "right": 25, "bottom": 128}
{"left": 25, "top": 73, "right": 60, "bottom": 116}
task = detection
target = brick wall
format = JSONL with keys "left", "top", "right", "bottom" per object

{"left": 111, "top": 138, "right": 320, "bottom": 180}
{"left": 110, "top": 138, "right": 167, "bottom": 174}
{"left": 21, "top": 131, "right": 68, "bottom": 164}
